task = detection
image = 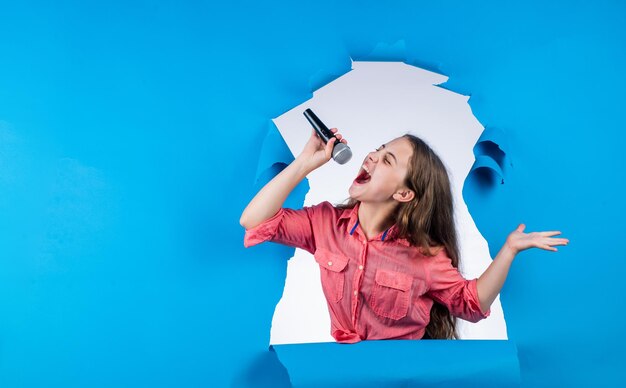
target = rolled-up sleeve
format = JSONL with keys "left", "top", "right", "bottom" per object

{"left": 426, "top": 251, "right": 491, "bottom": 323}
{"left": 243, "top": 206, "right": 319, "bottom": 254}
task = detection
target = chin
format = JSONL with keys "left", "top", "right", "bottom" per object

{"left": 348, "top": 185, "right": 361, "bottom": 199}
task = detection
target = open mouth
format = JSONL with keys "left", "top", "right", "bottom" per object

{"left": 354, "top": 167, "right": 371, "bottom": 185}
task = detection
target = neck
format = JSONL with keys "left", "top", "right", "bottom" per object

{"left": 357, "top": 201, "right": 397, "bottom": 240}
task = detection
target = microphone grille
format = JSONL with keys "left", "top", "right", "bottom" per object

{"left": 332, "top": 143, "right": 353, "bottom": 165}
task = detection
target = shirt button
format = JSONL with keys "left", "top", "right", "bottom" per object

{"left": 327, "top": 261, "right": 333, "bottom": 266}
{"left": 358, "top": 265, "right": 364, "bottom": 270}
{"left": 354, "top": 290, "right": 358, "bottom": 296}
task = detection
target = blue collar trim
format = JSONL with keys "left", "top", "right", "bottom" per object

{"left": 350, "top": 220, "right": 359, "bottom": 235}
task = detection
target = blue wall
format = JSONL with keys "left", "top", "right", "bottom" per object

{"left": 1, "top": 0, "right": 624, "bottom": 386}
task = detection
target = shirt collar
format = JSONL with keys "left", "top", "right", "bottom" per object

{"left": 337, "top": 202, "right": 409, "bottom": 245}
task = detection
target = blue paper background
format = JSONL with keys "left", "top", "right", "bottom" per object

{"left": 1, "top": 0, "right": 624, "bottom": 386}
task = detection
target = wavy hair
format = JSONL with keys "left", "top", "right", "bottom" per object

{"left": 339, "top": 134, "right": 459, "bottom": 339}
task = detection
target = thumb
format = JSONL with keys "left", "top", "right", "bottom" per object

{"left": 516, "top": 224, "right": 526, "bottom": 233}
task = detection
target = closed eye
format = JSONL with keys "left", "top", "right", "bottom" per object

{"left": 376, "top": 144, "right": 396, "bottom": 165}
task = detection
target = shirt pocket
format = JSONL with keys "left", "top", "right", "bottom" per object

{"left": 314, "top": 249, "right": 349, "bottom": 303}
{"left": 369, "top": 269, "right": 413, "bottom": 320}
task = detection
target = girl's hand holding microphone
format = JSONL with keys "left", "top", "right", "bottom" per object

{"left": 296, "top": 127, "right": 349, "bottom": 173}
{"left": 240, "top": 110, "right": 349, "bottom": 230}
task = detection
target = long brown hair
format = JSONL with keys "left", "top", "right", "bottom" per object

{"left": 340, "top": 134, "right": 460, "bottom": 339}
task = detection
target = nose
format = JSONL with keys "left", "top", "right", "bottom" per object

{"left": 368, "top": 150, "right": 379, "bottom": 163}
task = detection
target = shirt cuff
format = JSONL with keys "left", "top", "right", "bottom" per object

{"left": 243, "top": 209, "right": 285, "bottom": 248}
{"left": 469, "top": 278, "right": 491, "bottom": 320}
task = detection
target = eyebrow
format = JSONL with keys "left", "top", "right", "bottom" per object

{"left": 380, "top": 144, "right": 397, "bottom": 164}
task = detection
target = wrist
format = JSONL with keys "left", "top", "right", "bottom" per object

{"left": 293, "top": 155, "right": 316, "bottom": 177}
{"left": 499, "top": 242, "right": 518, "bottom": 262}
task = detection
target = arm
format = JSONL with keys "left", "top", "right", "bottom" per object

{"left": 239, "top": 127, "right": 347, "bottom": 229}
{"left": 476, "top": 224, "right": 569, "bottom": 312}
{"left": 426, "top": 253, "right": 491, "bottom": 323}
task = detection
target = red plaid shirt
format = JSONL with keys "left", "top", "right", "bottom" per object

{"left": 244, "top": 201, "right": 490, "bottom": 343}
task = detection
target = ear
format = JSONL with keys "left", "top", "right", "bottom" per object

{"left": 393, "top": 188, "right": 415, "bottom": 203}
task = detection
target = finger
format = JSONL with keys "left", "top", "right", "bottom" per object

{"left": 330, "top": 128, "right": 338, "bottom": 133}
{"left": 539, "top": 243, "right": 558, "bottom": 251}
{"left": 539, "top": 231, "right": 562, "bottom": 237}
{"left": 542, "top": 239, "right": 568, "bottom": 249}
{"left": 547, "top": 238, "right": 569, "bottom": 246}
{"left": 325, "top": 137, "right": 337, "bottom": 158}
{"left": 516, "top": 224, "right": 526, "bottom": 233}
{"left": 335, "top": 134, "right": 343, "bottom": 141}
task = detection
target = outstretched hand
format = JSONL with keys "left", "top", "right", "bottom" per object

{"left": 505, "top": 224, "right": 569, "bottom": 254}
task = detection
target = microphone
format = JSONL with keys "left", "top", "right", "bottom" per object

{"left": 303, "top": 109, "right": 352, "bottom": 165}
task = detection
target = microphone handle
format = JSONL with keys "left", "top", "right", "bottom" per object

{"left": 303, "top": 109, "right": 336, "bottom": 143}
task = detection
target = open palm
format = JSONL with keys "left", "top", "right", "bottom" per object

{"left": 506, "top": 224, "right": 569, "bottom": 254}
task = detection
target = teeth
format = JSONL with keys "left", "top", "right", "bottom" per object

{"left": 362, "top": 165, "right": 370, "bottom": 174}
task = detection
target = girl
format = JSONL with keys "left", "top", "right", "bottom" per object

{"left": 240, "top": 128, "right": 568, "bottom": 342}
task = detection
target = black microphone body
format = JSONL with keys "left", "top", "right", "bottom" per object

{"left": 303, "top": 109, "right": 353, "bottom": 164}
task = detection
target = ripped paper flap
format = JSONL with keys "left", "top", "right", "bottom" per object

{"left": 274, "top": 340, "right": 520, "bottom": 387}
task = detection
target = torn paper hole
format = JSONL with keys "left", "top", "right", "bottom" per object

{"left": 270, "top": 61, "right": 508, "bottom": 344}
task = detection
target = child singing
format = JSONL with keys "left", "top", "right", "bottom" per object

{"left": 240, "top": 128, "right": 568, "bottom": 342}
